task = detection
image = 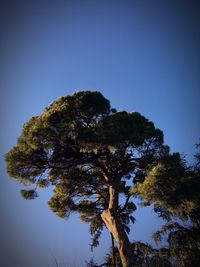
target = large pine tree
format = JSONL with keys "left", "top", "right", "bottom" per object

{"left": 5, "top": 91, "right": 169, "bottom": 267}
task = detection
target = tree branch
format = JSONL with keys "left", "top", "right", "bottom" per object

{"left": 121, "top": 194, "right": 132, "bottom": 212}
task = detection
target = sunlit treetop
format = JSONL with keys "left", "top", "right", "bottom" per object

{"left": 133, "top": 150, "right": 200, "bottom": 221}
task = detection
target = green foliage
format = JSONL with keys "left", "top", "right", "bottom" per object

{"left": 7, "top": 90, "right": 199, "bottom": 266}
{"left": 98, "top": 111, "right": 163, "bottom": 147}
{"left": 6, "top": 91, "right": 163, "bottom": 202}
{"left": 132, "top": 153, "right": 198, "bottom": 219}
{"left": 89, "top": 215, "right": 104, "bottom": 250}
{"left": 153, "top": 222, "right": 200, "bottom": 267}
{"left": 133, "top": 241, "right": 172, "bottom": 267}
{"left": 143, "top": 145, "right": 200, "bottom": 267}
{"left": 5, "top": 90, "right": 170, "bottom": 264}
{"left": 21, "top": 189, "right": 38, "bottom": 200}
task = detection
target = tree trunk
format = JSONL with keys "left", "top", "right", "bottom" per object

{"left": 101, "top": 186, "right": 135, "bottom": 267}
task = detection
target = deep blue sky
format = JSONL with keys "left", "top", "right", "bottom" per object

{"left": 1, "top": 1, "right": 200, "bottom": 266}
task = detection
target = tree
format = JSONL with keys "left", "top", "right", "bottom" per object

{"left": 134, "top": 145, "right": 200, "bottom": 266}
{"left": 5, "top": 91, "right": 168, "bottom": 267}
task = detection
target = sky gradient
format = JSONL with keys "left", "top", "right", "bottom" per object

{"left": 1, "top": 1, "right": 200, "bottom": 266}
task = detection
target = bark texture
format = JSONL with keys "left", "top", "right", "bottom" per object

{"left": 101, "top": 186, "right": 135, "bottom": 267}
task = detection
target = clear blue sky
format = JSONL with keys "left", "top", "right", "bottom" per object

{"left": 0, "top": 1, "right": 199, "bottom": 266}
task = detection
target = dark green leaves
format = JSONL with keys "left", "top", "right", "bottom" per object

{"left": 5, "top": 91, "right": 168, "bottom": 239}
{"left": 5, "top": 90, "right": 169, "bottom": 256}
{"left": 48, "top": 195, "right": 74, "bottom": 219}
{"left": 21, "top": 189, "right": 38, "bottom": 200}
{"left": 5, "top": 145, "right": 47, "bottom": 183}
{"left": 98, "top": 111, "right": 163, "bottom": 148}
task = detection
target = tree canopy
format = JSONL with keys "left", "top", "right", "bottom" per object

{"left": 6, "top": 91, "right": 199, "bottom": 267}
{"left": 133, "top": 143, "right": 200, "bottom": 267}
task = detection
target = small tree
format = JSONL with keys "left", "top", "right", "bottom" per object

{"left": 5, "top": 91, "right": 168, "bottom": 267}
{"left": 135, "top": 145, "right": 200, "bottom": 266}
